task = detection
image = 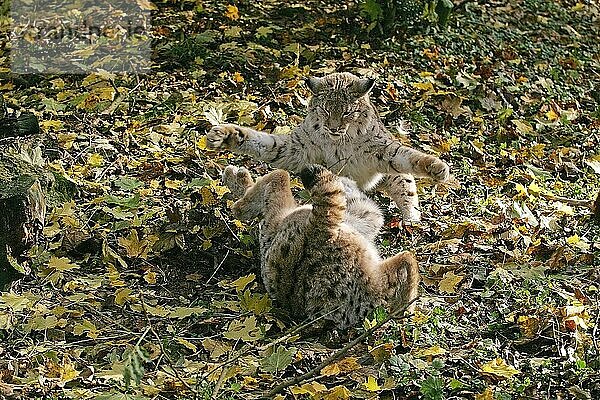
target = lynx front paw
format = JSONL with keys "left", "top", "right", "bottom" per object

{"left": 206, "top": 124, "right": 247, "bottom": 150}
{"left": 425, "top": 159, "right": 450, "bottom": 182}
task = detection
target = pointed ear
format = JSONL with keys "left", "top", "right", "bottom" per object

{"left": 354, "top": 77, "right": 376, "bottom": 97}
{"left": 306, "top": 77, "right": 323, "bottom": 94}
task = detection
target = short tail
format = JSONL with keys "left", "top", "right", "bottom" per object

{"left": 300, "top": 165, "right": 346, "bottom": 232}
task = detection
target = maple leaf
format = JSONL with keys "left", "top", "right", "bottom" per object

{"left": 48, "top": 256, "right": 79, "bottom": 272}
{"left": 225, "top": 4, "right": 239, "bottom": 20}
{"left": 224, "top": 316, "right": 266, "bottom": 342}
{"left": 363, "top": 375, "right": 381, "bottom": 391}
{"left": 438, "top": 271, "right": 464, "bottom": 293}
{"left": 480, "top": 358, "right": 520, "bottom": 379}
{"left": 117, "top": 230, "right": 158, "bottom": 259}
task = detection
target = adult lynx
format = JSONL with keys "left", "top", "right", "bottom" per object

{"left": 222, "top": 164, "right": 419, "bottom": 328}
{"left": 207, "top": 72, "right": 449, "bottom": 221}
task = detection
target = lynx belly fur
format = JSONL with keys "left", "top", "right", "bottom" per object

{"left": 207, "top": 72, "right": 450, "bottom": 221}
{"left": 222, "top": 164, "right": 419, "bottom": 328}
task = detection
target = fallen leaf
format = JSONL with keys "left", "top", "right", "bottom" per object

{"left": 480, "top": 358, "right": 520, "bottom": 379}
{"left": 225, "top": 4, "right": 239, "bottom": 20}
{"left": 439, "top": 271, "right": 464, "bottom": 293}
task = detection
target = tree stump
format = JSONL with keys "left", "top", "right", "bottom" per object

{"left": 0, "top": 152, "right": 48, "bottom": 290}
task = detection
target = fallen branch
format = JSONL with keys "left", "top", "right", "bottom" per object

{"left": 266, "top": 297, "right": 418, "bottom": 398}
{"left": 540, "top": 192, "right": 594, "bottom": 208}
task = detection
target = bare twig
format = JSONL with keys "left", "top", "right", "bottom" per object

{"left": 207, "top": 249, "right": 230, "bottom": 284}
{"left": 540, "top": 192, "right": 594, "bottom": 208}
{"left": 266, "top": 297, "right": 418, "bottom": 398}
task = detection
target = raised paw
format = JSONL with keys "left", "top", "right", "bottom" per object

{"left": 206, "top": 124, "right": 247, "bottom": 150}
{"left": 425, "top": 159, "right": 450, "bottom": 182}
{"left": 222, "top": 165, "right": 253, "bottom": 197}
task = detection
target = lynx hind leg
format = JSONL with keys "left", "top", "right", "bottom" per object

{"left": 380, "top": 251, "right": 420, "bottom": 313}
{"left": 339, "top": 177, "right": 384, "bottom": 241}
{"left": 233, "top": 169, "right": 295, "bottom": 222}
{"left": 223, "top": 165, "right": 254, "bottom": 198}
{"left": 379, "top": 174, "right": 421, "bottom": 222}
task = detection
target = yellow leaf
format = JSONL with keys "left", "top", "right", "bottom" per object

{"left": 512, "top": 119, "right": 534, "bottom": 135}
{"left": 290, "top": 381, "right": 327, "bottom": 395}
{"left": 566, "top": 234, "right": 590, "bottom": 251}
{"left": 320, "top": 363, "right": 341, "bottom": 376}
{"left": 40, "top": 120, "right": 64, "bottom": 131}
{"left": 233, "top": 72, "right": 244, "bottom": 83}
{"left": 59, "top": 358, "right": 81, "bottom": 384}
{"left": 88, "top": 153, "right": 104, "bottom": 167}
{"left": 363, "top": 375, "right": 381, "bottom": 392}
{"left": 201, "top": 186, "right": 216, "bottom": 205}
{"left": 321, "top": 356, "right": 361, "bottom": 376}
{"left": 527, "top": 182, "right": 542, "bottom": 195}
{"left": 517, "top": 315, "right": 540, "bottom": 338}
{"left": 165, "top": 179, "right": 183, "bottom": 189}
{"left": 118, "top": 230, "right": 158, "bottom": 259}
{"left": 114, "top": 288, "right": 133, "bottom": 306}
{"left": 411, "top": 81, "right": 434, "bottom": 91}
{"left": 228, "top": 273, "right": 256, "bottom": 292}
{"left": 439, "top": 271, "right": 464, "bottom": 293}
{"left": 475, "top": 387, "right": 494, "bottom": 400}
{"left": 168, "top": 306, "right": 207, "bottom": 319}
{"left": 243, "top": 376, "right": 259, "bottom": 387}
{"left": 545, "top": 109, "right": 559, "bottom": 121}
{"left": 48, "top": 256, "right": 79, "bottom": 272}
{"left": 225, "top": 4, "right": 239, "bottom": 20}
{"left": 57, "top": 133, "right": 77, "bottom": 149}
{"left": 136, "top": 0, "right": 158, "bottom": 10}
{"left": 337, "top": 357, "right": 361, "bottom": 372}
{"left": 480, "top": 358, "right": 520, "bottom": 379}
{"left": 197, "top": 136, "right": 208, "bottom": 150}
{"left": 50, "top": 78, "right": 65, "bottom": 89}
{"left": 0, "top": 82, "right": 15, "bottom": 91}
{"left": 412, "top": 310, "right": 429, "bottom": 324}
{"left": 514, "top": 182, "right": 528, "bottom": 197}
{"left": 176, "top": 337, "right": 198, "bottom": 352}
{"left": 73, "top": 319, "right": 98, "bottom": 338}
{"left": 144, "top": 270, "right": 157, "bottom": 284}
{"left": 239, "top": 290, "right": 272, "bottom": 315}
{"left": 415, "top": 345, "right": 447, "bottom": 358}
{"left": 223, "top": 316, "right": 264, "bottom": 342}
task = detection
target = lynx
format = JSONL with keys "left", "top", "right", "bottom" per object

{"left": 222, "top": 164, "right": 419, "bottom": 328}
{"left": 207, "top": 72, "right": 450, "bottom": 221}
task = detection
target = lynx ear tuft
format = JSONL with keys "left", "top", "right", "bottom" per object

{"left": 306, "top": 77, "right": 323, "bottom": 94}
{"left": 354, "top": 77, "right": 376, "bottom": 97}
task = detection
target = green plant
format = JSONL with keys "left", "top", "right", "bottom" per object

{"left": 360, "top": 0, "right": 454, "bottom": 34}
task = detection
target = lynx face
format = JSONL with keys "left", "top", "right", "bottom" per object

{"left": 307, "top": 73, "right": 376, "bottom": 140}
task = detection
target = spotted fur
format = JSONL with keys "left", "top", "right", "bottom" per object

{"left": 207, "top": 72, "right": 450, "bottom": 221}
{"left": 222, "top": 164, "right": 419, "bottom": 329}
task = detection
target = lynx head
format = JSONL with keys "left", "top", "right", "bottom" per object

{"left": 306, "top": 72, "right": 376, "bottom": 140}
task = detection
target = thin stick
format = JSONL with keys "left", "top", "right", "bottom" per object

{"left": 540, "top": 192, "right": 593, "bottom": 208}
{"left": 266, "top": 297, "right": 418, "bottom": 398}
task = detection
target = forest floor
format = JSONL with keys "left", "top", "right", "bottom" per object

{"left": 1, "top": 0, "right": 600, "bottom": 399}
